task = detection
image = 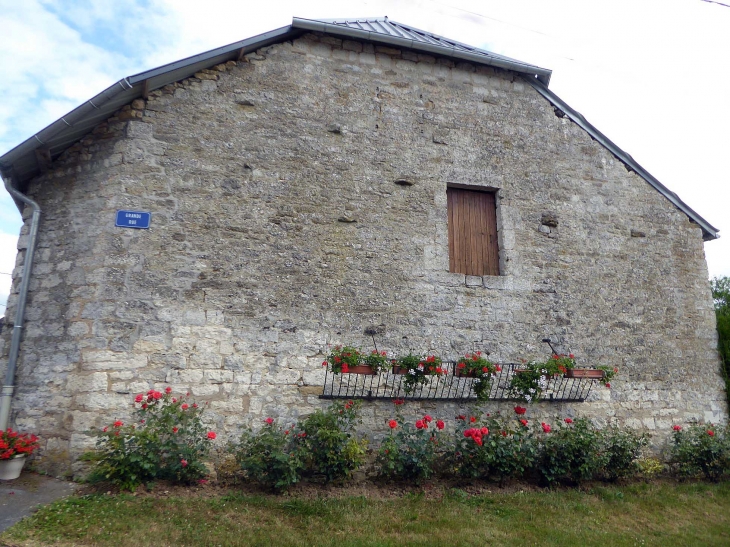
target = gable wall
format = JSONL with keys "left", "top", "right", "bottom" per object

{"left": 1, "top": 32, "right": 725, "bottom": 474}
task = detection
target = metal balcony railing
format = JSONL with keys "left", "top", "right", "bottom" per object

{"left": 320, "top": 362, "right": 597, "bottom": 402}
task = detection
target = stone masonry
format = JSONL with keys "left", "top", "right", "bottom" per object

{"left": 1, "top": 32, "right": 726, "bottom": 476}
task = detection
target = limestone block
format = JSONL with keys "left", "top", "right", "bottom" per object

{"left": 65, "top": 372, "right": 108, "bottom": 393}
{"left": 81, "top": 351, "right": 147, "bottom": 370}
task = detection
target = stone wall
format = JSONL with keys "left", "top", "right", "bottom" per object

{"left": 1, "top": 32, "right": 725, "bottom": 475}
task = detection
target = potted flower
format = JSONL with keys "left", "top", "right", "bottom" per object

{"left": 323, "top": 345, "right": 369, "bottom": 374}
{"left": 557, "top": 354, "right": 618, "bottom": 386}
{"left": 0, "top": 428, "right": 40, "bottom": 480}
{"left": 322, "top": 345, "right": 391, "bottom": 375}
{"left": 454, "top": 352, "right": 502, "bottom": 400}
{"left": 362, "top": 349, "right": 391, "bottom": 373}
{"left": 509, "top": 359, "right": 562, "bottom": 403}
{"left": 393, "top": 353, "right": 446, "bottom": 394}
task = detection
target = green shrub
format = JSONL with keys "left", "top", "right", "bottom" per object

{"left": 376, "top": 414, "right": 444, "bottom": 483}
{"left": 233, "top": 418, "right": 302, "bottom": 492}
{"left": 297, "top": 400, "right": 367, "bottom": 483}
{"left": 537, "top": 418, "right": 608, "bottom": 485}
{"left": 670, "top": 423, "right": 730, "bottom": 481}
{"left": 450, "top": 412, "right": 537, "bottom": 482}
{"left": 600, "top": 426, "right": 649, "bottom": 481}
{"left": 83, "top": 389, "right": 216, "bottom": 490}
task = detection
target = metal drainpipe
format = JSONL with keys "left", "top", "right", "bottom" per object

{"left": 0, "top": 178, "right": 41, "bottom": 431}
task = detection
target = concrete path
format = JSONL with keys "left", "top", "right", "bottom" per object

{"left": 0, "top": 472, "right": 77, "bottom": 533}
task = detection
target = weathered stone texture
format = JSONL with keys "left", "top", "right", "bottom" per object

{"left": 1, "top": 33, "right": 725, "bottom": 472}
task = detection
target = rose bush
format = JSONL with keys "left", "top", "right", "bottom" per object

{"left": 83, "top": 389, "right": 216, "bottom": 490}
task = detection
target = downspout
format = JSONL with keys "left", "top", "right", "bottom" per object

{"left": 0, "top": 178, "right": 41, "bottom": 431}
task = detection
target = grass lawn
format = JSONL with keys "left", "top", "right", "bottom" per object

{"left": 2, "top": 481, "right": 729, "bottom": 546}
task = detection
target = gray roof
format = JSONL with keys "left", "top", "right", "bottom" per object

{"left": 0, "top": 16, "right": 718, "bottom": 240}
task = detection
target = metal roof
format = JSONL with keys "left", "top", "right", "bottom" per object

{"left": 293, "top": 17, "right": 552, "bottom": 85}
{"left": 0, "top": 16, "right": 718, "bottom": 239}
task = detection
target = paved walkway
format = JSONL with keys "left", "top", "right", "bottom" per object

{"left": 0, "top": 472, "right": 77, "bottom": 533}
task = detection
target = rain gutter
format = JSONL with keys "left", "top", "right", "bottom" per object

{"left": 0, "top": 178, "right": 41, "bottom": 430}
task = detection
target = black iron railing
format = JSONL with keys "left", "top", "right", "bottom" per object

{"left": 319, "top": 362, "right": 596, "bottom": 402}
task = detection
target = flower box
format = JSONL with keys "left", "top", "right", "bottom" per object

{"left": 564, "top": 368, "right": 606, "bottom": 380}
{"left": 343, "top": 365, "right": 377, "bottom": 375}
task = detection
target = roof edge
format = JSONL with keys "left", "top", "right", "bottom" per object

{"left": 523, "top": 76, "right": 719, "bottom": 241}
{"left": 292, "top": 17, "right": 552, "bottom": 85}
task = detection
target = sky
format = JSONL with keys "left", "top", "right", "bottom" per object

{"left": 1, "top": 0, "right": 729, "bottom": 315}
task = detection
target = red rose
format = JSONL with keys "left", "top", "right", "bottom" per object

{"left": 424, "top": 415, "right": 432, "bottom": 423}
{"left": 613, "top": 367, "right": 618, "bottom": 373}
{"left": 514, "top": 406, "right": 527, "bottom": 415}
{"left": 389, "top": 420, "right": 397, "bottom": 429}
{"left": 569, "top": 353, "right": 574, "bottom": 359}
{"left": 102, "top": 426, "right": 108, "bottom": 432}
{"left": 415, "top": 420, "right": 425, "bottom": 429}
{"left": 457, "top": 362, "right": 465, "bottom": 369}
{"left": 470, "top": 416, "right": 477, "bottom": 423}
{"left": 322, "top": 361, "right": 328, "bottom": 367}
{"left": 135, "top": 394, "right": 143, "bottom": 403}
{"left": 182, "top": 404, "right": 189, "bottom": 410}
{"left": 113, "top": 421, "right": 123, "bottom": 428}
{"left": 207, "top": 431, "right": 216, "bottom": 439}
{"left": 541, "top": 422, "right": 551, "bottom": 433}
{"left": 673, "top": 425, "right": 681, "bottom": 431}
{"left": 152, "top": 391, "right": 162, "bottom": 400}
{"left": 165, "top": 387, "right": 172, "bottom": 394}
{"left": 482, "top": 367, "right": 488, "bottom": 373}
{"left": 707, "top": 430, "right": 715, "bottom": 437}
{"left": 473, "top": 436, "right": 483, "bottom": 446}
{"left": 464, "top": 429, "right": 472, "bottom": 438}
{"left": 181, "top": 459, "right": 188, "bottom": 468}
{"left": 605, "top": 383, "right": 611, "bottom": 388}
{"left": 394, "top": 399, "right": 405, "bottom": 406}
{"left": 436, "top": 420, "right": 445, "bottom": 430}
{"left": 520, "top": 419, "right": 528, "bottom": 427}
{"left": 172, "top": 427, "right": 178, "bottom": 433}
{"left": 265, "top": 417, "right": 274, "bottom": 425}
{"left": 480, "top": 427, "right": 489, "bottom": 435}
{"left": 565, "top": 418, "right": 573, "bottom": 424}
{"left": 142, "top": 404, "right": 147, "bottom": 409}
{"left": 192, "top": 403, "right": 198, "bottom": 408}
{"left": 457, "top": 415, "right": 466, "bottom": 421}
{"left": 342, "top": 364, "right": 349, "bottom": 373}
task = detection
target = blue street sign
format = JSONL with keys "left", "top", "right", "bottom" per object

{"left": 115, "top": 210, "right": 151, "bottom": 229}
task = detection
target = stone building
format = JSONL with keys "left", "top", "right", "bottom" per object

{"left": 0, "top": 17, "right": 725, "bottom": 475}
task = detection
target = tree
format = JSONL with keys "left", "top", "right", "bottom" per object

{"left": 711, "top": 277, "right": 730, "bottom": 402}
